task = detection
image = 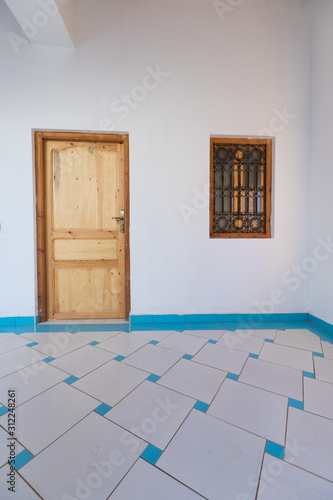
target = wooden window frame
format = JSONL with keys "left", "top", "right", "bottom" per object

{"left": 34, "top": 131, "right": 130, "bottom": 323}
{"left": 209, "top": 137, "right": 272, "bottom": 239}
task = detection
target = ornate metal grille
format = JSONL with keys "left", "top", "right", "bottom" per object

{"left": 212, "top": 142, "right": 268, "bottom": 235}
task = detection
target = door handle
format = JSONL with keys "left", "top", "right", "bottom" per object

{"left": 112, "top": 210, "right": 125, "bottom": 233}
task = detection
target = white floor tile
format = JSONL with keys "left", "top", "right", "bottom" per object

{"left": 0, "top": 335, "right": 31, "bottom": 355}
{"left": 304, "top": 377, "right": 333, "bottom": 420}
{"left": 0, "top": 465, "right": 41, "bottom": 499}
{"left": 0, "top": 347, "right": 44, "bottom": 379}
{"left": 14, "top": 383, "right": 99, "bottom": 454}
{"left": 184, "top": 330, "right": 225, "bottom": 341}
{"left": 73, "top": 360, "right": 147, "bottom": 406}
{"left": 285, "top": 407, "right": 333, "bottom": 481}
{"left": 20, "top": 412, "right": 146, "bottom": 500}
{"left": 259, "top": 343, "right": 314, "bottom": 372}
{"left": 49, "top": 345, "right": 116, "bottom": 378}
{"left": 158, "top": 358, "right": 227, "bottom": 404}
{"left": 192, "top": 343, "right": 248, "bottom": 374}
{"left": 239, "top": 357, "right": 303, "bottom": 400}
{"left": 111, "top": 459, "right": 203, "bottom": 500}
{"left": 234, "top": 329, "right": 277, "bottom": 340}
{"left": 284, "top": 329, "right": 319, "bottom": 338}
{"left": 322, "top": 341, "right": 333, "bottom": 360}
{"left": 208, "top": 379, "right": 288, "bottom": 445}
{"left": 157, "top": 332, "right": 207, "bottom": 356}
{"left": 0, "top": 362, "right": 69, "bottom": 407}
{"left": 258, "top": 453, "right": 333, "bottom": 499}
{"left": 314, "top": 356, "right": 333, "bottom": 383}
{"left": 128, "top": 330, "right": 174, "bottom": 341}
{"left": 30, "top": 333, "right": 91, "bottom": 358}
{"left": 95, "top": 332, "right": 149, "bottom": 356}
{"left": 123, "top": 344, "right": 182, "bottom": 376}
{"left": 218, "top": 331, "right": 265, "bottom": 355}
{"left": 76, "top": 331, "right": 122, "bottom": 341}
{"left": 106, "top": 381, "right": 195, "bottom": 449}
{"left": 275, "top": 330, "right": 322, "bottom": 353}
{"left": 158, "top": 410, "right": 265, "bottom": 500}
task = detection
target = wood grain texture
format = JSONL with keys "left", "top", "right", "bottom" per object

{"left": 35, "top": 131, "right": 130, "bottom": 321}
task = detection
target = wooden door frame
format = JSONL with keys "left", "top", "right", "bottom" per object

{"left": 35, "top": 131, "right": 130, "bottom": 323}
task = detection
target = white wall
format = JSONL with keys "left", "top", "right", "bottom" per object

{"left": 309, "top": 0, "right": 333, "bottom": 324}
{"left": 0, "top": 0, "right": 312, "bottom": 317}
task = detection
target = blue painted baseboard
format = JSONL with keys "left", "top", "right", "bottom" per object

{"left": 0, "top": 316, "right": 36, "bottom": 327}
{"left": 130, "top": 313, "right": 310, "bottom": 324}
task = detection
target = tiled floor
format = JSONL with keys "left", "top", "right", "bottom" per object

{"left": 0, "top": 321, "right": 333, "bottom": 499}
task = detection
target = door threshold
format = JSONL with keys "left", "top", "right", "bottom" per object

{"left": 40, "top": 319, "right": 130, "bottom": 325}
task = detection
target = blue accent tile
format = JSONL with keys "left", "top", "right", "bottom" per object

{"left": 249, "top": 353, "right": 259, "bottom": 359}
{"left": 140, "top": 444, "right": 163, "bottom": 465}
{"left": 265, "top": 441, "right": 284, "bottom": 460}
{"left": 94, "top": 403, "right": 112, "bottom": 416}
{"left": 185, "top": 322, "right": 221, "bottom": 330}
{"left": 153, "top": 315, "right": 186, "bottom": 324}
{"left": 42, "top": 357, "right": 55, "bottom": 363}
{"left": 265, "top": 338, "right": 274, "bottom": 343}
{"left": 280, "top": 313, "right": 309, "bottom": 321}
{"left": 217, "top": 322, "right": 236, "bottom": 331}
{"left": 149, "top": 340, "right": 159, "bottom": 345}
{"left": 288, "top": 398, "right": 304, "bottom": 410}
{"left": 194, "top": 401, "right": 210, "bottom": 413}
{"left": 182, "top": 354, "right": 193, "bottom": 360}
{"left": 146, "top": 374, "right": 161, "bottom": 383}
{"left": 15, "top": 450, "right": 34, "bottom": 470}
{"left": 153, "top": 323, "right": 185, "bottom": 331}
{"left": 186, "top": 314, "right": 218, "bottom": 323}
{"left": 89, "top": 341, "right": 100, "bottom": 346}
{"left": 114, "top": 355, "right": 126, "bottom": 361}
{"left": 226, "top": 372, "right": 239, "bottom": 381}
{"left": 27, "top": 342, "right": 38, "bottom": 347}
{"left": 130, "top": 323, "right": 153, "bottom": 332}
{"left": 282, "top": 321, "right": 312, "bottom": 330}
{"left": 208, "top": 339, "right": 217, "bottom": 344}
{"left": 0, "top": 406, "right": 8, "bottom": 416}
{"left": 303, "top": 371, "right": 315, "bottom": 379}
{"left": 64, "top": 376, "right": 79, "bottom": 385}
{"left": 130, "top": 315, "right": 153, "bottom": 324}
{"left": 220, "top": 321, "right": 254, "bottom": 330}
{"left": 313, "top": 352, "right": 324, "bottom": 358}
{"left": 250, "top": 322, "right": 286, "bottom": 330}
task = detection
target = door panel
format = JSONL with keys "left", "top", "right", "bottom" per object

{"left": 43, "top": 138, "right": 127, "bottom": 320}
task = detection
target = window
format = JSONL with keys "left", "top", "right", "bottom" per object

{"left": 210, "top": 137, "right": 272, "bottom": 238}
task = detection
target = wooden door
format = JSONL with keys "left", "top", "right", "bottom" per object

{"left": 35, "top": 132, "right": 130, "bottom": 321}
